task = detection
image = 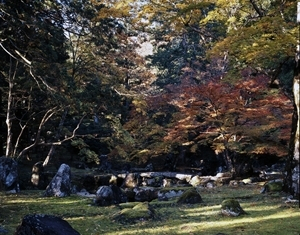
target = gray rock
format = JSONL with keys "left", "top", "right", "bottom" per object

{"left": 158, "top": 189, "right": 184, "bottom": 201}
{"left": 0, "top": 156, "right": 19, "bottom": 191}
{"left": 43, "top": 164, "right": 72, "bottom": 197}
{"left": 14, "top": 214, "right": 80, "bottom": 235}
{"left": 133, "top": 187, "right": 157, "bottom": 202}
{"left": 94, "top": 185, "right": 127, "bottom": 206}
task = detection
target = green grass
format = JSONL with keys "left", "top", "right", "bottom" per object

{"left": 0, "top": 184, "right": 299, "bottom": 235}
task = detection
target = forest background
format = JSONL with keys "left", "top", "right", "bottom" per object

{"left": 0, "top": 0, "right": 299, "bottom": 197}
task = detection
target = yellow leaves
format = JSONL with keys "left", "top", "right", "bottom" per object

{"left": 209, "top": 13, "right": 297, "bottom": 71}
{"left": 134, "top": 0, "right": 214, "bottom": 33}
{"left": 90, "top": 0, "right": 131, "bottom": 20}
{"left": 132, "top": 98, "right": 148, "bottom": 115}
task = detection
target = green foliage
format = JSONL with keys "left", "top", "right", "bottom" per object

{"left": 71, "top": 138, "right": 98, "bottom": 164}
{"left": 71, "top": 138, "right": 88, "bottom": 149}
{"left": 0, "top": 0, "right": 297, "bottom": 169}
{"left": 78, "top": 148, "right": 98, "bottom": 164}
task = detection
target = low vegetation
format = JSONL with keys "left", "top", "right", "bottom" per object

{"left": 1, "top": 184, "right": 299, "bottom": 235}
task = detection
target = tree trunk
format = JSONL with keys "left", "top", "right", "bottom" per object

{"left": 42, "top": 109, "right": 68, "bottom": 167}
{"left": 5, "top": 60, "right": 18, "bottom": 157}
{"left": 284, "top": 54, "right": 300, "bottom": 199}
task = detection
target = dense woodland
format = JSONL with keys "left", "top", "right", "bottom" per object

{"left": 0, "top": 0, "right": 299, "bottom": 197}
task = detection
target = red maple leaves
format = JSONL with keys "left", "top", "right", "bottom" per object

{"left": 143, "top": 72, "right": 293, "bottom": 157}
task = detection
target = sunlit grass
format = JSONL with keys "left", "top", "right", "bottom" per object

{"left": 0, "top": 184, "right": 299, "bottom": 235}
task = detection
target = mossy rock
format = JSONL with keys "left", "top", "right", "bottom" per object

{"left": 176, "top": 188, "right": 203, "bottom": 204}
{"left": 221, "top": 199, "right": 247, "bottom": 217}
{"left": 113, "top": 202, "right": 155, "bottom": 224}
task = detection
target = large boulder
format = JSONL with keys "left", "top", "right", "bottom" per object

{"left": 14, "top": 214, "right": 80, "bottom": 235}
{"left": 0, "top": 156, "right": 19, "bottom": 192}
{"left": 94, "top": 185, "right": 127, "bottom": 206}
{"left": 43, "top": 164, "right": 72, "bottom": 197}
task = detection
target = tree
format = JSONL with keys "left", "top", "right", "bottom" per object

{"left": 203, "top": 0, "right": 298, "bottom": 197}
{"left": 0, "top": 0, "right": 69, "bottom": 158}
{"left": 126, "top": 0, "right": 297, "bottom": 179}
{"left": 134, "top": 0, "right": 223, "bottom": 87}
{"left": 52, "top": 0, "right": 153, "bottom": 165}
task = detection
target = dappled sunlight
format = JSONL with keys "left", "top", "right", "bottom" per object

{"left": 2, "top": 189, "right": 299, "bottom": 235}
{"left": 102, "top": 209, "right": 300, "bottom": 235}
{"left": 241, "top": 203, "right": 281, "bottom": 212}
{"left": 181, "top": 205, "right": 221, "bottom": 217}
{"left": 2, "top": 196, "right": 89, "bottom": 206}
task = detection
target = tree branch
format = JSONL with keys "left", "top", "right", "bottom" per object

{"left": 249, "top": 0, "right": 265, "bottom": 18}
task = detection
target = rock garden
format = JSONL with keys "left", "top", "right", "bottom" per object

{"left": 0, "top": 156, "right": 299, "bottom": 234}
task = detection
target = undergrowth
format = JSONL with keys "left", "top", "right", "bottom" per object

{"left": 0, "top": 184, "right": 299, "bottom": 235}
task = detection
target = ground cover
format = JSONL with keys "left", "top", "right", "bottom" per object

{"left": 0, "top": 184, "right": 299, "bottom": 235}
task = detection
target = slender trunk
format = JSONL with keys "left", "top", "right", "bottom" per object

{"left": 42, "top": 145, "right": 56, "bottom": 167}
{"left": 42, "top": 108, "right": 68, "bottom": 167}
{"left": 5, "top": 60, "right": 18, "bottom": 157}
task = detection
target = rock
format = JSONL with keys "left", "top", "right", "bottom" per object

{"left": 94, "top": 185, "right": 127, "bottom": 206}
{"left": 83, "top": 174, "right": 120, "bottom": 192}
{"left": 123, "top": 188, "right": 136, "bottom": 202}
{"left": 162, "top": 178, "right": 173, "bottom": 187}
{"left": 76, "top": 189, "right": 96, "bottom": 198}
{"left": 220, "top": 199, "right": 246, "bottom": 217}
{"left": 133, "top": 187, "right": 157, "bottom": 202}
{"left": 0, "top": 156, "right": 19, "bottom": 191}
{"left": 14, "top": 214, "right": 80, "bottom": 235}
{"left": 113, "top": 202, "right": 155, "bottom": 224}
{"left": 31, "top": 161, "right": 48, "bottom": 189}
{"left": 206, "top": 181, "right": 215, "bottom": 188}
{"left": 43, "top": 164, "right": 72, "bottom": 197}
{"left": 157, "top": 188, "right": 184, "bottom": 201}
{"left": 122, "top": 173, "right": 140, "bottom": 188}
{"left": 94, "top": 186, "right": 113, "bottom": 206}
{"left": 189, "top": 176, "right": 211, "bottom": 187}
{"left": 177, "top": 188, "right": 203, "bottom": 204}
{"left": 141, "top": 176, "right": 163, "bottom": 187}
{"left": 0, "top": 226, "right": 8, "bottom": 234}
{"left": 260, "top": 180, "right": 283, "bottom": 193}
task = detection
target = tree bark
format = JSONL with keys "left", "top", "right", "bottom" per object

{"left": 284, "top": 53, "right": 300, "bottom": 199}
{"left": 5, "top": 60, "right": 18, "bottom": 157}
